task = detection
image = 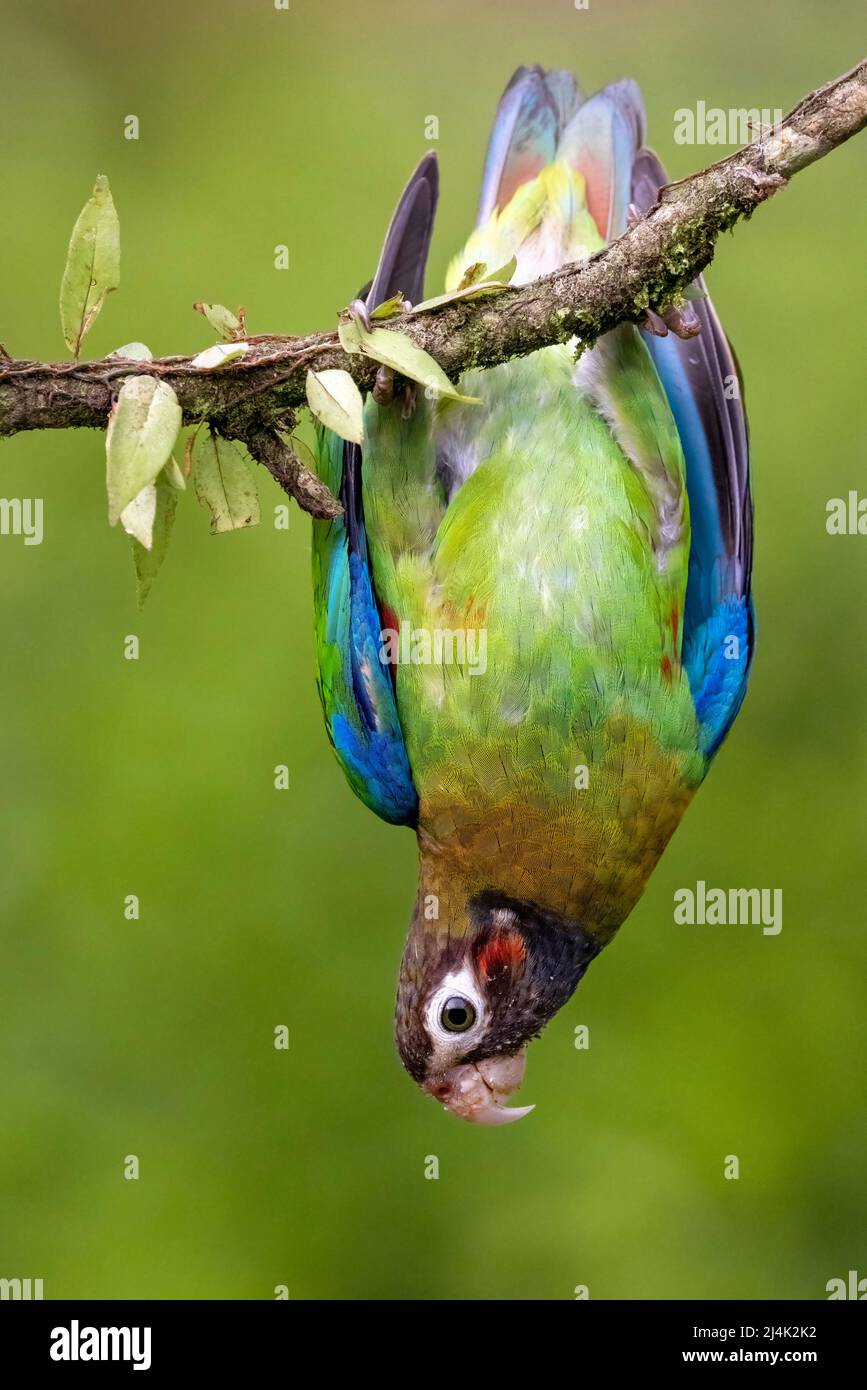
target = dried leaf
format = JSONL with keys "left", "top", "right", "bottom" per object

{"left": 182, "top": 429, "right": 200, "bottom": 480}
{"left": 60, "top": 175, "right": 120, "bottom": 357}
{"left": 106, "top": 375, "right": 182, "bottom": 526}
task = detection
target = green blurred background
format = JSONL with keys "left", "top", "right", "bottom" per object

{"left": 0, "top": 0, "right": 864, "bottom": 1300}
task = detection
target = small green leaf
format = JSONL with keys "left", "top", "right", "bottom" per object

{"left": 481, "top": 255, "right": 517, "bottom": 285}
{"left": 193, "top": 430, "right": 260, "bottom": 534}
{"left": 120, "top": 482, "right": 158, "bottom": 548}
{"left": 190, "top": 341, "right": 249, "bottom": 370}
{"left": 370, "top": 293, "right": 405, "bottom": 320}
{"left": 60, "top": 175, "right": 120, "bottom": 357}
{"left": 193, "top": 302, "right": 246, "bottom": 341}
{"left": 337, "top": 316, "right": 365, "bottom": 355}
{"left": 457, "top": 261, "right": 487, "bottom": 290}
{"left": 413, "top": 259, "right": 517, "bottom": 314}
{"left": 106, "top": 375, "right": 182, "bottom": 526}
{"left": 337, "top": 320, "right": 480, "bottom": 405}
{"left": 162, "top": 454, "right": 186, "bottom": 491}
{"left": 130, "top": 475, "right": 178, "bottom": 607}
{"left": 287, "top": 434, "right": 319, "bottom": 473}
{"left": 305, "top": 368, "right": 364, "bottom": 444}
{"left": 411, "top": 281, "right": 511, "bottom": 313}
{"left": 183, "top": 427, "right": 203, "bottom": 480}
{"left": 120, "top": 455, "right": 184, "bottom": 547}
{"left": 108, "top": 341, "right": 152, "bottom": 361}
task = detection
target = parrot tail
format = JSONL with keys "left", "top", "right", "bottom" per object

{"left": 476, "top": 64, "right": 646, "bottom": 244}
{"left": 451, "top": 66, "right": 646, "bottom": 287}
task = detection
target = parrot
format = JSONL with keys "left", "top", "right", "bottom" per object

{"left": 310, "top": 65, "right": 753, "bottom": 1123}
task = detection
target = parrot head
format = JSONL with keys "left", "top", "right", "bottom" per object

{"left": 395, "top": 890, "right": 602, "bottom": 1123}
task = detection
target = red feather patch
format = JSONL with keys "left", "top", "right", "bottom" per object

{"left": 476, "top": 931, "right": 527, "bottom": 982}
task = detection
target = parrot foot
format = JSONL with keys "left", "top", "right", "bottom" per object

{"left": 642, "top": 303, "right": 702, "bottom": 340}
{"left": 400, "top": 383, "right": 418, "bottom": 420}
{"left": 373, "top": 365, "right": 395, "bottom": 405}
{"left": 348, "top": 298, "right": 373, "bottom": 332}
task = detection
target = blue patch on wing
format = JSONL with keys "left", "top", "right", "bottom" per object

{"left": 315, "top": 488, "right": 418, "bottom": 827}
{"left": 683, "top": 595, "right": 753, "bottom": 758}
{"left": 336, "top": 551, "right": 417, "bottom": 824}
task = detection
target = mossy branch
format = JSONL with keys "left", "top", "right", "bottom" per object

{"left": 1, "top": 59, "right": 865, "bottom": 520}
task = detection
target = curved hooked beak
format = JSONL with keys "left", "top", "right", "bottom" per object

{"left": 425, "top": 1052, "right": 534, "bottom": 1125}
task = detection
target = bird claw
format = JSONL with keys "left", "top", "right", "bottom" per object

{"left": 373, "top": 365, "right": 395, "bottom": 405}
{"left": 626, "top": 202, "right": 644, "bottom": 230}
{"left": 642, "top": 302, "right": 702, "bottom": 340}
{"left": 662, "top": 302, "right": 701, "bottom": 339}
{"left": 401, "top": 383, "right": 417, "bottom": 420}
{"left": 642, "top": 308, "right": 670, "bottom": 337}
{"left": 348, "top": 298, "right": 373, "bottom": 332}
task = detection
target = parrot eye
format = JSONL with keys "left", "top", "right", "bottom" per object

{"left": 440, "top": 996, "right": 476, "bottom": 1033}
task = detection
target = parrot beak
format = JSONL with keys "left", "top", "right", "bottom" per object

{"left": 425, "top": 1052, "right": 534, "bottom": 1124}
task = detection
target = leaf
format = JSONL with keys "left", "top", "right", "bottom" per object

{"left": 190, "top": 341, "right": 249, "bottom": 370}
{"left": 481, "top": 255, "right": 518, "bottom": 285}
{"left": 410, "top": 281, "right": 511, "bottom": 313}
{"left": 120, "top": 482, "right": 158, "bottom": 548}
{"left": 60, "top": 175, "right": 120, "bottom": 357}
{"left": 337, "top": 319, "right": 480, "bottom": 405}
{"left": 413, "top": 259, "right": 517, "bottom": 313}
{"left": 370, "top": 293, "right": 405, "bottom": 320}
{"left": 193, "top": 430, "right": 260, "bottom": 534}
{"left": 305, "top": 368, "right": 364, "bottom": 444}
{"left": 106, "top": 375, "right": 182, "bottom": 526}
{"left": 108, "top": 341, "right": 152, "bottom": 361}
{"left": 130, "top": 476, "right": 178, "bottom": 607}
{"left": 287, "top": 434, "right": 318, "bottom": 472}
{"left": 182, "top": 427, "right": 202, "bottom": 480}
{"left": 337, "top": 316, "right": 366, "bottom": 355}
{"left": 162, "top": 454, "right": 186, "bottom": 491}
{"left": 193, "top": 302, "right": 246, "bottom": 341}
{"left": 457, "top": 261, "right": 487, "bottom": 290}
{"left": 120, "top": 454, "right": 184, "bottom": 544}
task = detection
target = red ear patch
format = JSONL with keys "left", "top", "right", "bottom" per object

{"left": 476, "top": 931, "right": 527, "bottom": 982}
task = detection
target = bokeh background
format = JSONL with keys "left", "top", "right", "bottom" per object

{"left": 0, "top": 0, "right": 864, "bottom": 1300}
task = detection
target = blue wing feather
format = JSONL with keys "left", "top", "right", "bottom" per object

{"left": 631, "top": 148, "right": 755, "bottom": 760}
{"left": 310, "top": 155, "right": 439, "bottom": 824}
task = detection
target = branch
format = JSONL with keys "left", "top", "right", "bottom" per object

{"left": 1, "top": 59, "right": 865, "bottom": 519}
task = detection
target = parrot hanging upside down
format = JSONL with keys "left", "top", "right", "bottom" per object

{"left": 311, "top": 66, "right": 754, "bottom": 1123}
